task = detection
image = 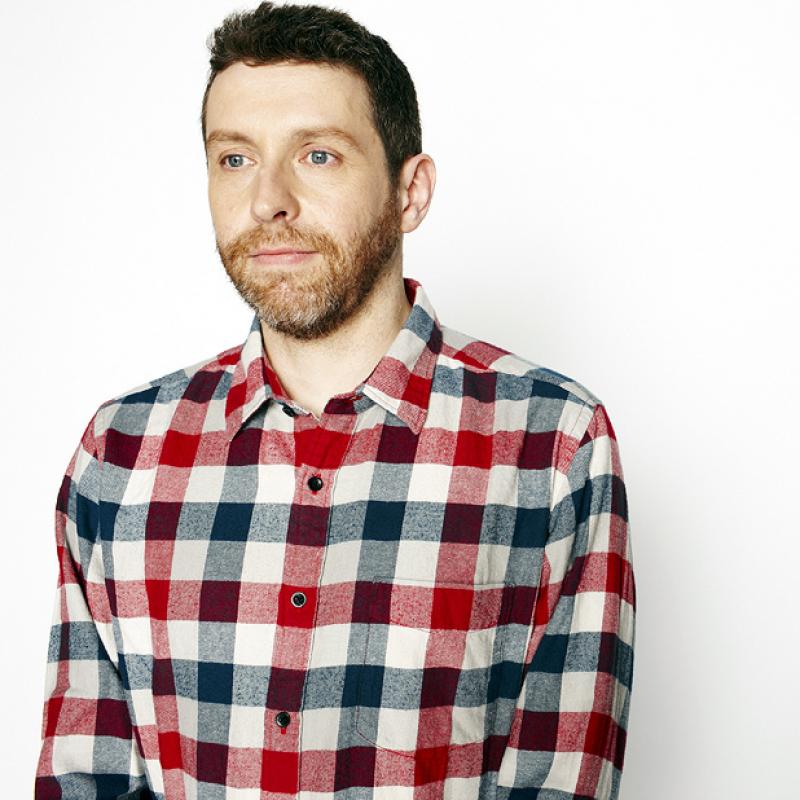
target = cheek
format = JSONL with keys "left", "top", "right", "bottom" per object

{"left": 208, "top": 187, "right": 248, "bottom": 237}
{"left": 208, "top": 171, "right": 251, "bottom": 207}
{"left": 207, "top": 185, "right": 226, "bottom": 221}
{"left": 326, "top": 203, "right": 374, "bottom": 243}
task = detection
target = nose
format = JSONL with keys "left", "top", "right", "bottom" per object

{"left": 250, "top": 162, "right": 301, "bottom": 226}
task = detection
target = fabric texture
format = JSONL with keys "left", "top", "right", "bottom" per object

{"left": 35, "top": 276, "right": 635, "bottom": 800}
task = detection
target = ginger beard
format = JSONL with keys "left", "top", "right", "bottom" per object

{"left": 216, "top": 189, "right": 402, "bottom": 341}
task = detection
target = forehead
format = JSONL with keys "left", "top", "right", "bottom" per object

{"left": 205, "top": 61, "right": 374, "bottom": 139}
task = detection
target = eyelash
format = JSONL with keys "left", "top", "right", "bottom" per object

{"left": 219, "top": 149, "right": 338, "bottom": 170}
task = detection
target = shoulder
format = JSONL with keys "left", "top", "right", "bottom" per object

{"left": 438, "top": 321, "right": 603, "bottom": 407}
{"left": 436, "top": 321, "right": 615, "bottom": 477}
{"left": 87, "top": 338, "right": 244, "bottom": 451}
{"left": 436, "top": 321, "right": 607, "bottom": 461}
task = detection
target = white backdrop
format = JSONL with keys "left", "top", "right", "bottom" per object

{"left": 2, "top": 1, "right": 798, "bottom": 796}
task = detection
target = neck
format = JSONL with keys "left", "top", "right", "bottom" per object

{"left": 259, "top": 264, "right": 413, "bottom": 419}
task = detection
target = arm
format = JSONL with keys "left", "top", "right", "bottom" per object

{"left": 497, "top": 403, "right": 636, "bottom": 799}
{"left": 35, "top": 410, "right": 150, "bottom": 800}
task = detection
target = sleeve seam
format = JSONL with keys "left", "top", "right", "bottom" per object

{"left": 548, "top": 399, "right": 600, "bottom": 531}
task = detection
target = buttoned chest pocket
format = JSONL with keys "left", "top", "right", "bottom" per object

{"left": 355, "top": 578, "right": 514, "bottom": 755}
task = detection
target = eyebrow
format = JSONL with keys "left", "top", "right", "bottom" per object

{"left": 205, "top": 126, "right": 363, "bottom": 153}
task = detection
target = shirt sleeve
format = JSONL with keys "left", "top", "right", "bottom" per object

{"left": 497, "top": 402, "right": 636, "bottom": 799}
{"left": 35, "top": 410, "right": 150, "bottom": 800}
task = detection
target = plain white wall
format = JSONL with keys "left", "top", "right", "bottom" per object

{"left": 2, "top": 1, "right": 798, "bottom": 796}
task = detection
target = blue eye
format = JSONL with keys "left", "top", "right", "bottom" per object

{"left": 307, "top": 150, "right": 336, "bottom": 166}
{"left": 221, "top": 154, "right": 248, "bottom": 169}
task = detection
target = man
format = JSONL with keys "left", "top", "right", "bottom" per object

{"left": 35, "top": 2, "right": 635, "bottom": 799}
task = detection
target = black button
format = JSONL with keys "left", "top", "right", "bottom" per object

{"left": 290, "top": 591, "right": 307, "bottom": 608}
{"left": 275, "top": 711, "right": 291, "bottom": 728}
{"left": 307, "top": 475, "right": 323, "bottom": 491}
{"left": 282, "top": 404, "right": 297, "bottom": 417}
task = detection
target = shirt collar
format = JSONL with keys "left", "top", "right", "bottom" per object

{"left": 223, "top": 276, "right": 442, "bottom": 439}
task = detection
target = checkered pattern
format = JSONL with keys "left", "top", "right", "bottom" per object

{"left": 35, "top": 276, "right": 635, "bottom": 799}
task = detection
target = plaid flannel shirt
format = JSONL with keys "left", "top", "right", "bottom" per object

{"left": 36, "top": 276, "right": 635, "bottom": 800}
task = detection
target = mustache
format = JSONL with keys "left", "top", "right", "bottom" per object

{"left": 247, "top": 226, "right": 315, "bottom": 247}
{"left": 216, "top": 227, "right": 338, "bottom": 261}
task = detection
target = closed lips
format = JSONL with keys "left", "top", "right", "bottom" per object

{"left": 252, "top": 248, "right": 316, "bottom": 256}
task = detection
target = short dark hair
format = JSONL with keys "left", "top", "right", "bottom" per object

{"left": 201, "top": 2, "right": 422, "bottom": 190}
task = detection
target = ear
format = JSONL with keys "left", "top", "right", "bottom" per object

{"left": 397, "top": 153, "right": 437, "bottom": 233}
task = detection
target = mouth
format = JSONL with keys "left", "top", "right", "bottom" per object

{"left": 250, "top": 248, "right": 317, "bottom": 257}
{"left": 249, "top": 249, "right": 318, "bottom": 266}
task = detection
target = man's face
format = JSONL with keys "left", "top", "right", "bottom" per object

{"left": 205, "top": 61, "right": 402, "bottom": 341}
